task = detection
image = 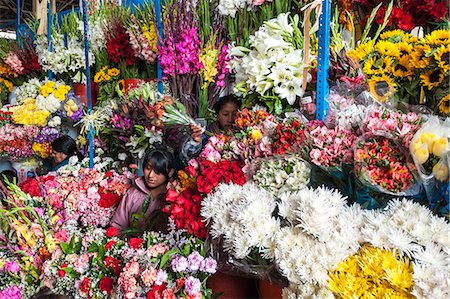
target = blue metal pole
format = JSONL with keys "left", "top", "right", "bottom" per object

{"left": 47, "top": 0, "right": 53, "bottom": 80}
{"left": 16, "top": 0, "right": 20, "bottom": 41}
{"left": 155, "top": 0, "right": 163, "bottom": 93}
{"left": 81, "top": 0, "right": 94, "bottom": 168}
{"left": 315, "top": 0, "right": 331, "bottom": 120}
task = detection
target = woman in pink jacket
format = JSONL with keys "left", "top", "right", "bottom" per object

{"left": 110, "top": 147, "right": 174, "bottom": 234}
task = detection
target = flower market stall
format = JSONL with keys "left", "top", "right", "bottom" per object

{"left": 0, "top": 0, "right": 449, "bottom": 299}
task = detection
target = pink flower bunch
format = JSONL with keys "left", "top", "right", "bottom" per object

{"left": 362, "top": 108, "right": 423, "bottom": 147}
{"left": 159, "top": 24, "right": 202, "bottom": 77}
{"left": 306, "top": 120, "right": 358, "bottom": 168}
{"left": 37, "top": 168, "right": 134, "bottom": 227}
{"left": 216, "top": 43, "right": 231, "bottom": 88}
{"left": 0, "top": 124, "right": 40, "bottom": 160}
{"left": 4, "top": 53, "right": 24, "bottom": 74}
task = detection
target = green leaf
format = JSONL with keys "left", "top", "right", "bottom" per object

{"left": 274, "top": 98, "right": 283, "bottom": 115}
{"left": 159, "top": 250, "right": 172, "bottom": 268}
{"left": 183, "top": 244, "right": 191, "bottom": 256}
{"left": 88, "top": 243, "right": 99, "bottom": 253}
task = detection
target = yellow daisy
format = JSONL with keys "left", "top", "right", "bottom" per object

{"left": 380, "top": 30, "right": 410, "bottom": 42}
{"left": 364, "top": 56, "right": 394, "bottom": 75}
{"left": 368, "top": 74, "right": 397, "bottom": 102}
{"left": 376, "top": 40, "right": 401, "bottom": 57}
{"left": 438, "top": 94, "right": 450, "bottom": 115}
{"left": 411, "top": 44, "right": 432, "bottom": 69}
{"left": 420, "top": 69, "right": 445, "bottom": 90}
{"left": 434, "top": 45, "right": 450, "bottom": 72}
{"left": 392, "top": 56, "right": 414, "bottom": 79}
{"left": 347, "top": 41, "right": 374, "bottom": 62}
{"left": 424, "top": 29, "right": 450, "bottom": 47}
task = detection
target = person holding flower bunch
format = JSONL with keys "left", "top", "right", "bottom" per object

{"left": 110, "top": 147, "right": 174, "bottom": 234}
{"left": 180, "top": 95, "right": 240, "bottom": 165}
{"left": 48, "top": 135, "right": 83, "bottom": 172}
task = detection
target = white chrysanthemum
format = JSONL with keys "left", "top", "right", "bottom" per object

{"left": 413, "top": 243, "right": 449, "bottom": 267}
{"left": 386, "top": 227, "right": 421, "bottom": 258}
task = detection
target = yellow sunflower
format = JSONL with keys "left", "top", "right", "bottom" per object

{"left": 434, "top": 45, "right": 450, "bottom": 72}
{"left": 347, "top": 41, "right": 374, "bottom": 62}
{"left": 397, "top": 42, "right": 413, "bottom": 58}
{"left": 420, "top": 69, "right": 445, "bottom": 90}
{"left": 438, "top": 94, "right": 450, "bottom": 115}
{"left": 411, "top": 44, "right": 432, "bottom": 69}
{"left": 380, "top": 30, "right": 410, "bottom": 42}
{"left": 392, "top": 56, "right": 414, "bottom": 79}
{"left": 424, "top": 29, "right": 450, "bottom": 47}
{"left": 94, "top": 71, "right": 104, "bottom": 83}
{"left": 368, "top": 75, "right": 397, "bottom": 103}
{"left": 364, "top": 56, "right": 394, "bottom": 75}
{"left": 107, "top": 68, "right": 120, "bottom": 77}
{"left": 376, "top": 40, "right": 401, "bottom": 57}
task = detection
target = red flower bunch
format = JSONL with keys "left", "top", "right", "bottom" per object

{"left": 98, "top": 186, "right": 122, "bottom": 208}
{"left": 234, "top": 108, "right": 274, "bottom": 129}
{"left": 164, "top": 159, "right": 247, "bottom": 238}
{"left": 147, "top": 283, "right": 167, "bottom": 299}
{"left": 272, "top": 117, "right": 307, "bottom": 156}
{"left": 19, "top": 178, "right": 41, "bottom": 197}
{"left": 354, "top": 137, "right": 415, "bottom": 193}
{"left": 104, "top": 256, "right": 121, "bottom": 275}
{"left": 98, "top": 276, "right": 114, "bottom": 295}
{"left": 106, "top": 23, "right": 136, "bottom": 66}
{"left": 375, "top": 6, "right": 414, "bottom": 31}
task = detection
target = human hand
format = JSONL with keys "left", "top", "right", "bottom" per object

{"left": 189, "top": 123, "right": 204, "bottom": 143}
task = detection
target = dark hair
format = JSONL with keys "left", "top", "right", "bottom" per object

{"left": 213, "top": 94, "right": 241, "bottom": 114}
{"left": 142, "top": 147, "right": 174, "bottom": 180}
{"left": 0, "top": 169, "right": 17, "bottom": 185}
{"left": 51, "top": 135, "right": 83, "bottom": 160}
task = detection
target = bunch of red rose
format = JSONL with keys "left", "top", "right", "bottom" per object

{"left": 272, "top": 117, "right": 308, "bottom": 156}
{"left": 164, "top": 159, "right": 247, "bottom": 238}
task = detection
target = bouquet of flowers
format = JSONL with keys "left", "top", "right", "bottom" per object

{"left": 361, "top": 106, "right": 423, "bottom": 148}
{"left": 31, "top": 127, "right": 61, "bottom": 159}
{"left": 20, "top": 167, "right": 134, "bottom": 227}
{"left": 42, "top": 226, "right": 128, "bottom": 299}
{"left": 272, "top": 116, "right": 308, "bottom": 156}
{"left": 10, "top": 79, "right": 72, "bottom": 127}
{"left": 164, "top": 158, "right": 246, "bottom": 238}
{"left": 409, "top": 116, "right": 449, "bottom": 212}
{"left": 229, "top": 13, "right": 314, "bottom": 114}
{"left": 201, "top": 182, "right": 282, "bottom": 279}
{"left": 0, "top": 77, "right": 13, "bottom": 106}
{"left": 117, "top": 227, "right": 216, "bottom": 299}
{"left": 94, "top": 66, "right": 121, "bottom": 104}
{"left": 0, "top": 184, "right": 68, "bottom": 299}
{"left": 354, "top": 135, "right": 418, "bottom": 196}
{"left": 253, "top": 155, "right": 311, "bottom": 196}
{"left": 0, "top": 124, "right": 39, "bottom": 160}
{"left": 348, "top": 29, "right": 449, "bottom": 115}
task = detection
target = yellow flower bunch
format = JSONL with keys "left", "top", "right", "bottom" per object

{"left": 0, "top": 78, "right": 13, "bottom": 92}
{"left": 0, "top": 62, "right": 17, "bottom": 78}
{"left": 39, "top": 81, "right": 70, "bottom": 101}
{"left": 411, "top": 132, "right": 449, "bottom": 181}
{"left": 32, "top": 142, "right": 52, "bottom": 159}
{"left": 142, "top": 23, "right": 158, "bottom": 53}
{"left": 199, "top": 44, "right": 219, "bottom": 88}
{"left": 94, "top": 66, "right": 120, "bottom": 83}
{"left": 328, "top": 245, "right": 414, "bottom": 299}
{"left": 64, "top": 99, "right": 79, "bottom": 117}
{"left": 10, "top": 97, "right": 50, "bottom": 126}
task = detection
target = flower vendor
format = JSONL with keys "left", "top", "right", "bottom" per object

{"left": 180, "top": 95, "right": 240, "bottom": 165}
{"left": 110, "top": 147, "right": 175, "bottom": 234}
{"left": 48, "top": 135, "right": 83, "bottom": 172}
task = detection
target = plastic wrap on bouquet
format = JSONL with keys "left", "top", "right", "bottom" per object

{"left": 353, "top": 135, "right": 424, "bottom": 209}
{"left": 10, "top": 158, "right": 39, "bottom": 184}
{"left": 309, "top": 163, "right": 354, "bottom": 200}
{"left": 409, "top": 116, "right": 449, "bottom": 214}
{"left": 204, "top": 235, "right": 288, "bottom": 286}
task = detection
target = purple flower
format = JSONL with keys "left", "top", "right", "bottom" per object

{"left": 0, "top": 285, "right": 21, "bottom": 299}
{"left": 187, "top": 251, "right": 204, "bottom": 272}
{"left": 71, "top": 109, "right": 84, "bottom": 122}
{"left": 154, "top": 269, "right": 168, "bottom": 286}
{"left": 200, "top": 257, "right": 217, "bottom": 274}
{"left": 184, "top": 276, "right": 201, "bottom": 296}
{"left": 5, "top": 261, "right": 20, "bottom": 273}
{"left": 171, "top": 255, "right": 188, "bottom": 272}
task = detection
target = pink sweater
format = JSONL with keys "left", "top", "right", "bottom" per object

{"left": 110, "top": 177, "right": 167, "bottom": 232}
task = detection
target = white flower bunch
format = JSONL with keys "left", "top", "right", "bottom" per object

{"left": 253, "top": 155, "right": 311, "bottom": 196}
{"left": 229, "top": 13, "right": 314, "bottom": 105}
{"left": 201, "top": 182, "right": 280, "bottom": 260}
{"left": 282, "top": 282, "right": 335, "bottom": 299}
{"left": 361, "top": 199, "right": 450, "bottom": 298}
{"left": 217, "top": 0, "right": 253, "bottom": 17}
{"left": 15, "top": 78, "right": 42, "bottom": 102}
{"left": 275, "top": 187, "right": 365, "bottom": 285}
{"left": 77, "top": 18, "right": 106, "bottom": 52}
{"left": 35, "top": 33, "right": 95, "bottom": 82}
